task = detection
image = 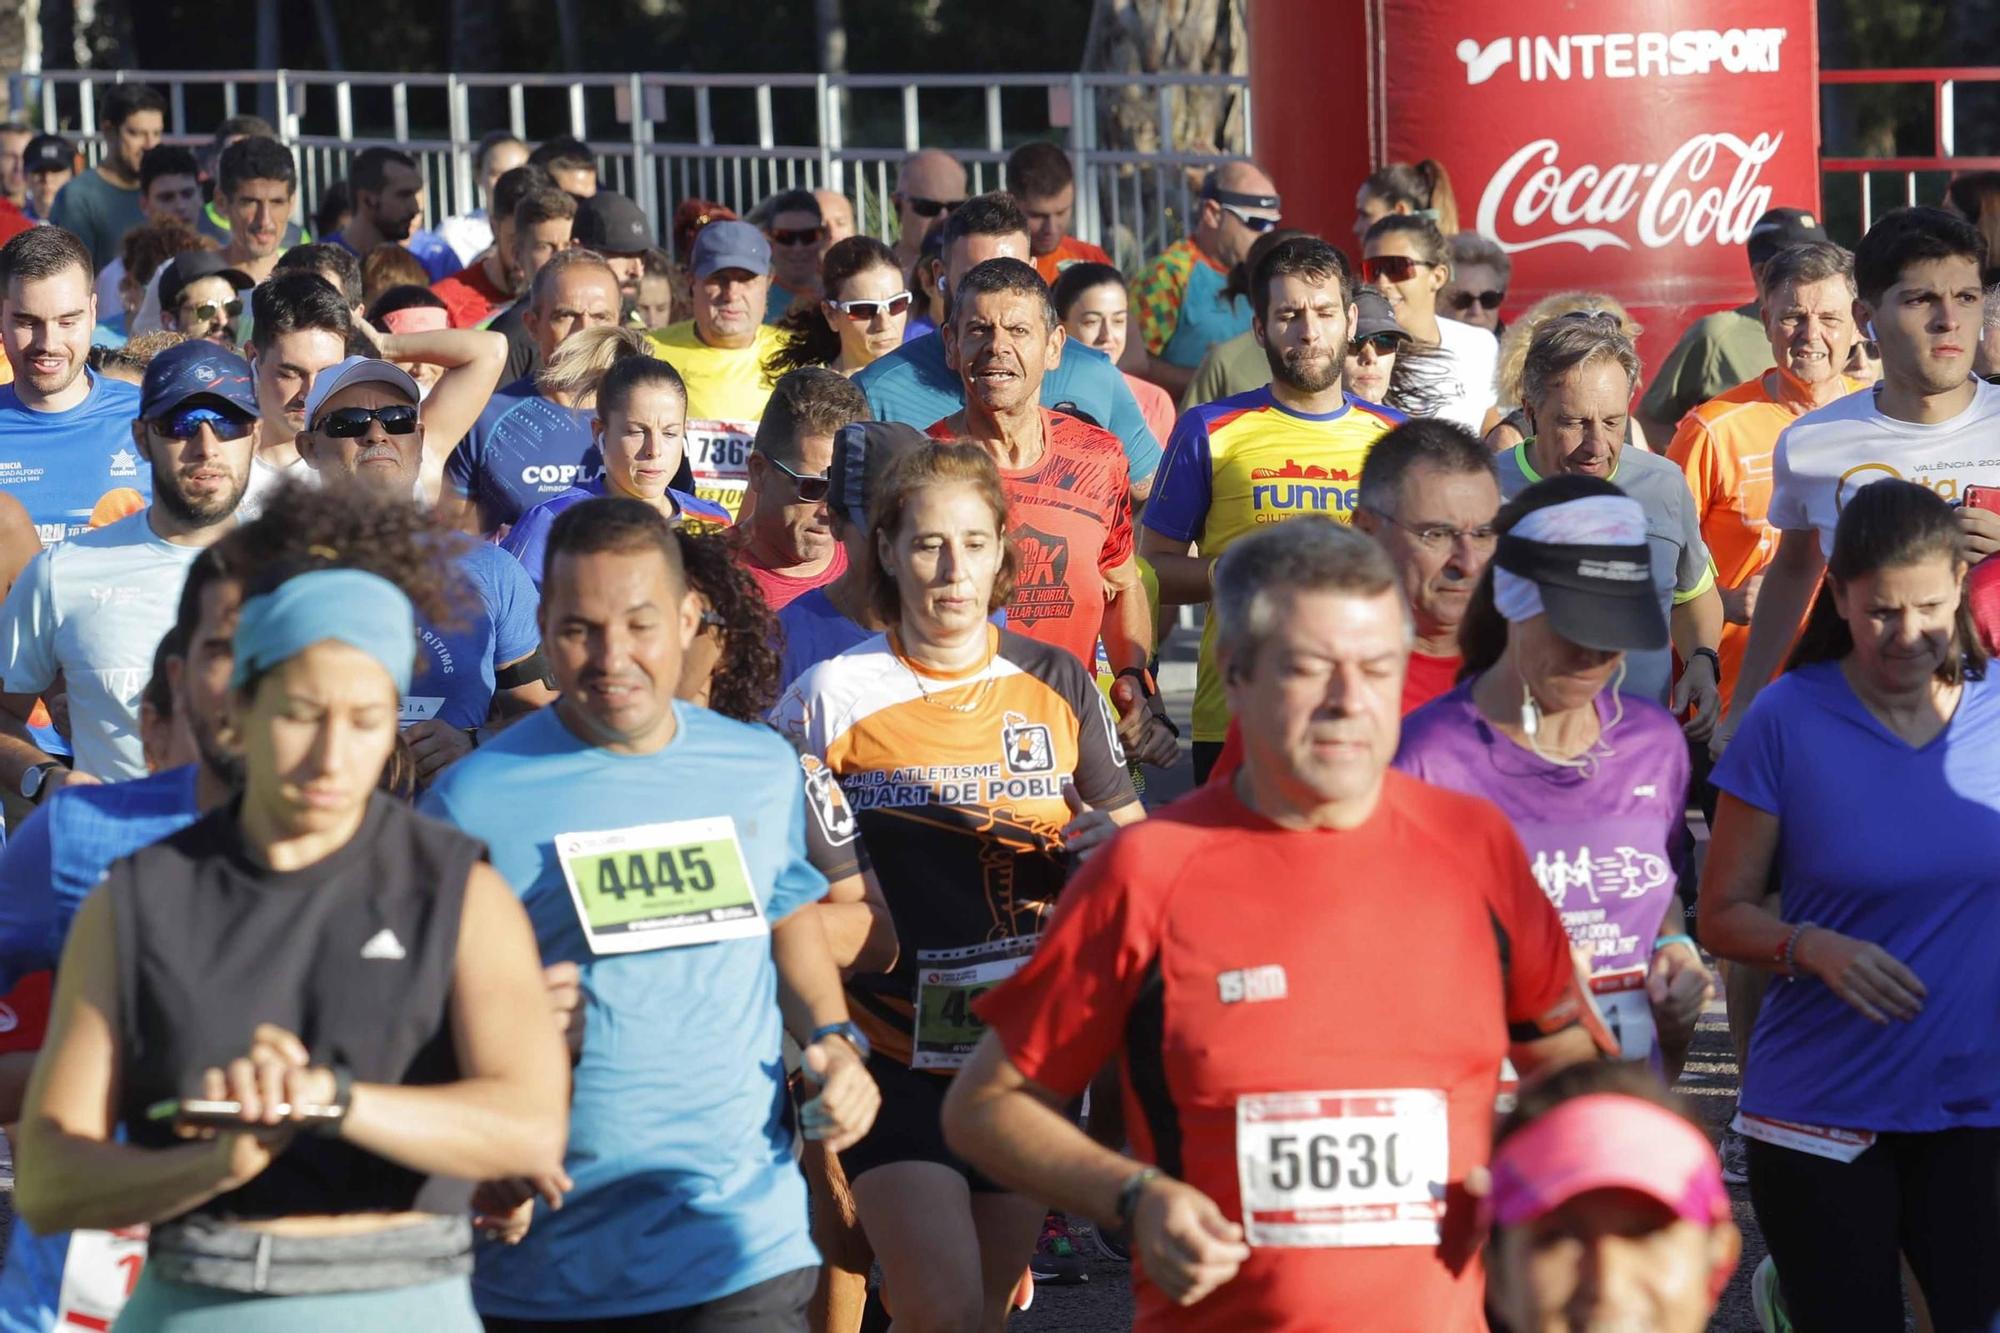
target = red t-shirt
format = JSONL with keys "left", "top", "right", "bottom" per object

{"left": 432, "top": 260, "right": 511, "bottom": 330}
{"left": 1206, "top": 650, "right": 1462, "bottom": 787}
{"left": 978, "top": 775, "right": 1587, "bottom": 1332}
{"left": 927, "top": 409, "right": 1133, "bottom": 669}
{"left": 0, "top": 200, "right": 33, "bottom": 249}
{"left": 734, "top": 542, "right": 847, "bottom": 611}
{"left": 1034, "top": 235, "right": 1115, "bottom": 286}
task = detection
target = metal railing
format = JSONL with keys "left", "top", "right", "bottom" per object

{"left": 10, "top": 69, "right": 1252, "bottom": 267}
{"left": 1820, "top": 67, "right": 2000, "bottom": 232}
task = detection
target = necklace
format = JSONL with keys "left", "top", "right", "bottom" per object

{"left": 893, "top": 629, "right": 997, "bottom": 713}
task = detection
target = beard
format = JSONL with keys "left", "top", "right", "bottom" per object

{"left": 1266, "top": 342, "right": 1342, "bottom": 394}
{"left": 151, "top": 462, "right": 248, "bottom": 528}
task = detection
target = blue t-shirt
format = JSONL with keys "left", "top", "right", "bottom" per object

{"left": 419, "top": 704, "right": 825, "bottom": 1319}
{"left": 776, "top": 587, "right": 1004, "bottom": 696}
{"left": 446, "top": 377, "right": 602, "bottom": 534}
{"left": 0, "top": 372, "right": 148, "bottom": 547}
{"left": 854, "top": 333, "right": 1162, "bottom": 486}
{"left": 331, "top": 227, "right": 462, "bottom": 283}
{"left": 1713, "top": 661, "right": 2000, "bottom": 1133}
{"left": 502, "top": 479, "right": 732, "bottom": 590}
{"left": 0, "top": 766, "right": 202, "bottom": 1333}
{"left": 408, "top": 541, "right": 542, "bottom": 731}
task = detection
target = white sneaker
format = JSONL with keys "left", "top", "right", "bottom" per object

{"left": 1752, "top": 1255, "right": 1793, "bottom": 1333}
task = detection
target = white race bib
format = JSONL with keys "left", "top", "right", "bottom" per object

{"left": 1235, "top": 1089, "right": 1449, "bottom": 1248}
{"left": 1733, "top": 1111, "right": 1876, "bottom": 1163}
{"left": 687, "top": 420, "right": 756, "bottom": 517}
{"left": 55, "top": 1227, "right": 147, "bottom": 1332}
{"left": 1591, "top": 966, "right": 1657, "bottom": 1063}
{"left": 555, "top": 818, "right": 768, "bottom": 955}
{"left": 399, "top": 696, "right": 445, "bottom": 726}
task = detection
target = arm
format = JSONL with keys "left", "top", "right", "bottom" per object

{"left": 0, "top": 696, "right": 68, "bottom": 798}
{"left": 1669, "top": 580, "right": 1723, "bottom": 740}
{"left": 1646, "top": 892, "right": 1712, "bottom": 1081}
{"left": 1137, "top": 528, "right": 1210, "bottom": 607}
{"left": 0, "top": 493, "right": 40, "bottom": 599}
{"left": 817, "top": 867, "right": 897, "bottom": 975}
{"left": 374, "top": 327, "right": 508, "bottom": 465}
{"left": 770, "top": 904, "right": 878, "bottom": 1152}
{"left": 1716, "top": 528, "right": 1824, "bottom": 752}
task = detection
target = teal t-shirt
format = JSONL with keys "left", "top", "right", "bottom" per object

{"left": 49, "top": 169, "right": 144, "bottom": 273}
{"left": 1161, "top": 259, "right": 1251, "bottom": 370}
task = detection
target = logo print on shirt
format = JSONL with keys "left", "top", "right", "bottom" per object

{"left": 108, "top": 448, "right": 139, "bottom": 478}
{"left": 1248, "top": 460, "right": 1359, "bottom": 518}
{"left": 359, "top": 928, "right": 407, "bottom": 961}
{"left": 1007, "top": 523, "right": 1073, "bottom": 628}
{"left": 1217, "top": 965, "right": 1288, "bottom": 1004}
{"left": 800, "top": 753, "right": 859, "bottom": 845}
{"left": 1632, "top": 784, "right": 1657, "bottom": 798}
{"left": 1000, "top": 710, "right": 1055, "bottom": 775}
{"left": 0, "top": 1002, "right": 17, "bottom": 1033}
{"left": 1531, "top": 846, "right": 1671, "bottom": 909}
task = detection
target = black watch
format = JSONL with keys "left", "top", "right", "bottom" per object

{"left": 19, "top": 761, "right": 60, "bottom": 803}
{"left": 1114, "top": 666, "right": 1158, "bottom": 700}
{"left": 1690, "top": 647, "right": 1721, "bottom": 677}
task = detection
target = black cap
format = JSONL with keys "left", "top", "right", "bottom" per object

{"left": 1747, "top": 207, "right": 1829, "bottom": 266}
{"left": 574, "top": 191, "right": 652, "bottom": 256}
{"left": 158, "top": 251, "right": 255, "bottom": 311}
{"left": 23, "top": 134, "right": 71, "bottom": 175}
{"left": 828, "top": 421, "right": 929, "bottom": 530}
{"left": 1351, "top": 288, "right": 1409, "bottom": 342}
{"left": 1494, "top": 533, "right": 1667, "bottom": 653}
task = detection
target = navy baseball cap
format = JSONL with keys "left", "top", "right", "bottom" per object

{"left": 139, "top": 340, "right": 260, "bottom": 421}
{"left": 22, "top": 134, "right": 71, "bottom": 175}
{"left": 688, "top": 220, "right": 770, "bottom": 279}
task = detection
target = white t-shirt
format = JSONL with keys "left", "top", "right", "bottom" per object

{"left": 1769, "top": 378, "right": 2000, "bottom": 557}
{"left": 237, "top": 453, "right": 318, "bottom": 522}
{"left": 0, "top": 509, "right": 204, "bottom": 779}
{"left": 1421, "top": 316, "right": 1500, "bottom": 434}
{"left": 437, "top": 210, "right": 493, "bottom": 268}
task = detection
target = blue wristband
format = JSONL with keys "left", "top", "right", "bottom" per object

{"left": 1653, "top": 933, "right": 1698, "bottom": 955}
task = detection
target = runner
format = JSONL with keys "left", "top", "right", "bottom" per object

{"left": 1050, "top": 262, "right": 1176, "bottom": 448}
{"left": 762, "top": 236, "right": 911, "bottom": 380}
{"left": 14, "top": 563, "right": 568, "bottom": 1329}
{"left": 421, "top": 497, "right": 880, "bottom": 1330}
{"left": 1360, "top": 215, "right": 1497, "bottom": 431}
{"left": 727, "top": 367, "right": 868, "bottom": 610}
{"left": 1702, "top": 479, "right": 2000, "bottom": 1331}
{"left": 1394, "top": 478, "right": 1712, "bottom": 1075}
{"left": 773, "top": 442, "right": 1141, "bottom": 1331}
{"left": 942, "top": 516, "right": 1605, "bottom": 1331}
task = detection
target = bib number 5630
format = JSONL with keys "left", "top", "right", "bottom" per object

{"left": 1265, "top": 1129, "right": 1412, "bottom": 1194}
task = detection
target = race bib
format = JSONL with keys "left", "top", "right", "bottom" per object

{"left": 399, "top": 697, "right": 444, "bottom": 726}
{"left": 687, "top": 419, "right": 756, "bottom": 517}
{"left": 55, "top": 1226, "right": 147, "bottom": 1332}
{"left": 555, "top": 818, "right": 767, "bottom": 955}
{"left": 911, "top": 935, "right": 1038, "bottom": 1071}
{"left": 1591, "top": 966, "right": 1657, "bottom": 1063}
{"left": 1235, "top": 1089, "right": 1449, "bottom": 1248}
{"left": 1732, "top": 1111, "right": 1876, "bottom": 1163}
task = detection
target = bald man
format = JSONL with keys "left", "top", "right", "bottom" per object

{"left": 1130, "top": 159, "right": 1281, "bottom": 398}
{"left": 890, "top": 148, "right": 967, "bottom": 271}
{"left": 814, "top": 188, "right": 856, "bottom": 244}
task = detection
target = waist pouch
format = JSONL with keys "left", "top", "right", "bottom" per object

{"left": 147, "top": 1212, "right": 472, "bottom": 1295}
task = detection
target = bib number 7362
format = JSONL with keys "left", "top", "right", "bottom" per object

{"left": 1235, "top": 1089, "right": 1449, "bottom": 1248}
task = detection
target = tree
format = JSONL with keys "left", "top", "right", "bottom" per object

{"left": 1083, "top": 0, "right": 1247, "bottom": 157}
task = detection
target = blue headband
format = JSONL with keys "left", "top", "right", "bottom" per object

{"left": 231, "top": 569, "right": 417, "bottom": 696}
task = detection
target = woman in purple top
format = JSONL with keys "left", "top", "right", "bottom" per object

{"left": 1701, "top": 480, "right": 2000, "bottom": 1331}
{"left": 1395, "top": 475, "right": 1712, "bottom": 1076}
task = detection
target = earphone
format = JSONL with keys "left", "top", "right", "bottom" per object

{"left": 1515, "top": 660, "right": 1627, "bottom": 775}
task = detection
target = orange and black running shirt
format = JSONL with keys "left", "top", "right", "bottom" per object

{"left": 927, "top": 409, "right": 1134, "bottom": 669}
{"left": 774, "top": 625, "right": 1138, "bottom": 1070}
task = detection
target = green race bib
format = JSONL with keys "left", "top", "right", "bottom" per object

{"left": 910, "top": 935, "right": 1038, "bottom": 1070}
{"left": 555, "top": 817, "right": 768, "bottom": 955}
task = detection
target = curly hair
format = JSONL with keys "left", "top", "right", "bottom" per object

{"left": 673, "top": 529, "right": 781, "bottom": 723}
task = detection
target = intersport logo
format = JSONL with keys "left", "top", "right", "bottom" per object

{"left": 1475, "top": 132, "right": 1781, "bottom": 255}
{"left": 1456, "top": 28, "right": 1787, "bottom": 86}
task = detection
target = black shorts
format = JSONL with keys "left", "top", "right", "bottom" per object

{"left": 835, "top": 1052, "right": 1006, "bottom": 1193}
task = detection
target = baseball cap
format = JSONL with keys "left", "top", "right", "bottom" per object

{"left": 1351, "top": 288, "right": 1408, "bottom": 343}
{"left": 301, "top": 355, "right": 421, "bottom": 431}
{"left": 688, "top": 220, "right": 770, "bottom": 280}
{"left": 574, "top": 192, "right": 652, "bottom": 256}
{"left": 22, "top": 134, "right": 71, "bottom": 175}
{"left": 138, "top": 340, "right": 260, "bottom": 420}
{"left": 158, "top": 251, "right": 254, "bottom": 312}
{"left": 1492, "top": 493, "right": 1667, "bottom": 653}
{"left": 828, "top": 421, "right": 929, "bottom": 529}
{"left": 1487, "top": 1094, "right": 1730, "bottom": 1228}
{"left": 1747, "top": 207, "right": 1830, "bottom": 266}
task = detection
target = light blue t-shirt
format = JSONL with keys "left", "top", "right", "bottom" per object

{"left": 0, "top": 372, "right": 147, "bottom": 547}
{"left": 1713, "top": 661, "right": 2000, "bottom": 1133}
{"left": 409, "top": 541, "right": 542, "bottom": 731}
{"left": 854, "top": 333, "right": 1162, "bottom": 486}
{"left": 419, "top": 704, "right": 826, "bottom": 1319}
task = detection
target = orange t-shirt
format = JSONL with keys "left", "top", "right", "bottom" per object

{"left": 1034, "top": 235, "right": 1114, "bottom": 286}
{"left": 1667, "top": 368, "right": 1860, "bottom": 711}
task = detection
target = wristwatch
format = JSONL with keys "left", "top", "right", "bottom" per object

{"left": 1689, "top": 647, "right": 1721, "bottom": 677}
{"left": 19, "top": 761, "right": 61, "bottom": 803}
{"left": 809, "top": 1021, "right": 871, "bottom": 1063}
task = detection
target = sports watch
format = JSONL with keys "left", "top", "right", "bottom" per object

{"left": 19, "top": 761, "right": 61, "bottom": 803}
{"left": 809, "top": 1021, "right": 871, "bottom": 1063}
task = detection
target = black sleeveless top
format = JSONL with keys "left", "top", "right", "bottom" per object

{"left": 112, "top": 793, "right": 482, "bottom": 1221}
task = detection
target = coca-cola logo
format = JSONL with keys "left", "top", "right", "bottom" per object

{"left": 1475, "top": 132, "right": 1781, "bottom": 254}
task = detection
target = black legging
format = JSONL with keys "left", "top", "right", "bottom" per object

{"left": 1747, "top": 1127, "right": 2000, "bottom": 1331}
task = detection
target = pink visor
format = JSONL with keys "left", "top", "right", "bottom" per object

{"left": 382, "top": 306, "right": 450, "bottom": 335}
{"left": 1487, "top": 1094, "right": 1730, "bottom": 1228}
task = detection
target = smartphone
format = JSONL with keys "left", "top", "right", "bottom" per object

{"left": 1966, "top": 485, "right": 2000, "bottom": 516}
{"left": 146, "top": 1097, "right": 343, "bottom": 1128}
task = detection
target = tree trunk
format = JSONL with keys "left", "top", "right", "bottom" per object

{"left": 1083, "top": 0, "right": 1248, "bottom": 157}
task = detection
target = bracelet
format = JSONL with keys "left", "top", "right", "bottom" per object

{"left": 1690, "top": 646, "right": 1721, "bottom": 677}
{"left": 309, "top": 1062, "right": 354, "bottom": 1139}
{"left": 1779, "top": 921, "right": 1816, "bottom": 978}
{"left": 1116, "top": 1166, "right": 1162, "bottom": 1231}
{"left": 1653, "top": 933, "right": 1698, "bottom": 957}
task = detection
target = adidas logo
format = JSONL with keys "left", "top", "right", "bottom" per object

{"left": 359, "top": 928, "right": 407, "bottom": 961}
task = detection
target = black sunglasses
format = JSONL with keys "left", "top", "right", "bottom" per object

{"left": 768, "top": 455, "right": 830, "bottom": 502}
{"left": 769, "top": 226, "right": 826, "bottom": 248}
{"left": 317, "top": 404, "right": 419, "bottom": 438}
{"left": 184, "top": 298, "right": 244, "bottom": 323}
{"left": 1449, "top": 289, "right": 1505, "bottom": 311}
{"left": 905, "top": 195, "right": 964, "bottom": 220}
{"left": 1349, "top": 331, "right": 1403, "bottom": 356}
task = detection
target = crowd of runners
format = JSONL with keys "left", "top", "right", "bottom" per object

{"left": 0, "top": 81, "right": 1987, "bottom": 1332}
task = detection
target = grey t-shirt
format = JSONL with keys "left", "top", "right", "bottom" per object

{"left": 49, "top": 168, "right": 145, "bottom": 273}
{"left": 1496, "top": 442, "right": 1715, "bottom": 705}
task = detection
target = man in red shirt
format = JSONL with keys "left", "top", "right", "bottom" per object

{"left": 727, "top": 367, "right": 865, "bottom": 609}
{"left": 1007, "top": 141, "right": 1113, "bottom": 287}
{"left": 927, "top": 256, "right": 1176, "bottom": 767}
{"left": 431, "top": 165, "right": 546, "bottom": 330}
{"left": 944, "top": 517, "right": 1605, "bottom": 1332}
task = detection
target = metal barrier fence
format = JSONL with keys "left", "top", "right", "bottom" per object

{"left": 1818, "top": 66, "right": 2000, "bottom": 233}
{"left": 9, "top": 69, "right": 1252, "bottom": 268}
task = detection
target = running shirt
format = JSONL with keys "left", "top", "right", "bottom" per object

{"left": 775, "top": 589, "right": 1005, "bottom": 696}
{"left": 501, "top": 478, "right": 731, "bottom": 590}
{"left": 1133, "top": 237, "right": 1249, "bottom": 370}
{"left": 1418, "top": 316, "right": 1501, "bottom": 434}
{"left": 775, "top": 626, "right": 1136, "bottom": 1069}
{"left": 48, "top": 170, "right": 142, "bottom": 272}
{"left": 1124, "top": 370, "right": 1176, "bottom": 450}
{"left": 445, "top": 376, "right": 601, "bottom": 535}
{"left": 406, "top": 540, "right": 542, "bottom": 732}
{"left": 735, "top": 542, "right": 848, "bottom": 612}
{"left": 1394, "top": 681, "right": 1692, "bottom": 1062}
{"left": 925, "top": 410, "right": 1133, "bottom": 669}
{"left": 0, "top": 510, "right": 202, "bottom": 780}
{"left": 419, "top": 704, "right": 829, "bottom": 1320}
{"left": 1143, "top": 387, "right": 1405, "bottom": 741}
{"left": 1668, "top": 369, "right": 1863, "bottom": 710}
{"left": 0, "top": 371, "right": 147, "bottom": 547}
{"left": 647, "top": 321, "right": 784, "bottom": 518}
{"left": 431, "top": 260, "right": 511, "bottom": 330}
{"left": 1770, "top": 377, "right": 2000, "bottom": 558}
{"left": 1714, "top": 662, "right": 2000, "bottom": 1133}
{"left": 976, "top": 774, "right": 1592, "bottom": 1332}
{"left": 1034, "top": 235, "right": 1113, "bottom": 286}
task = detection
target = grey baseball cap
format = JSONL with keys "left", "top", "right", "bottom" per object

{"left": 688, "top": 219, "right": 770, "bottom": 279}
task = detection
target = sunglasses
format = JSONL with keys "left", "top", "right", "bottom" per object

{"left": 1349, "top": 331, "right": 1403, "bottom": 357}
{"left": 316, "top": 404, "right": 419, "bottom": 438}
{"left": 1557, "top": 308, "right": 1621, "bottom": 328}
{"left": 767, "top": 455, "right": 830, "bottom": 502}
{"left": 769, "top": 226, "right": 826, "bottom": 248}
{"left": 904, "top": 195, "right": 964, "bottom": 220}
{"left": 1450, "top": 289, "right": 1506, "bottom": 312}
{"left": 828, "top": 292, "right": 913, "bottom": 321}
{"left": 1220, "top": 204, "right": 1280, "bottom": 234}
{"left": 183, "top": 298, "right": 244, "bottom": 323}
{"left": 1360, "top": 255, "right": 1430, "bottom": 284}
{"left": 150, "top": 405, "right": 254, "bottom": 441}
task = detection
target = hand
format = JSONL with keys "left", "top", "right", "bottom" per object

{"left": 542, "top": 961, "right": 585, "bottom": 1058}
{"left": 1111, "top": 676, "right": 1180, "bottom": 769}
{"left": 1959, "top": 504, "right": 2000, "bottom": 560}
{"left": 42, "top": 767, "right": 100, "bottom": 797}
{"left": 1673, "top": 652, "right": 1721, "bottom": 743}
{"left": 1708, "top": 708, "right": 1740, "bottom": 762}
{"left": 1061, "top": 782, "right": 1121, "bottom": 863}
{"left": 404, "top": 719, "right": 475, "bottom": 782}
{"left": 349, "top": 317, "right": 386, "bottom": 357}
{"left": 471, "top": 1171, "right": 572, "bottom": 1244}
{"left": 1797, "top": 927, "right": 1926, "bottom": 1025}
{"left": 1719, "top": 575, "right": 1763, "bottom": 626}
{"left": 797, "top": 1036, "right": 879, "bottom": 1153}
{"left": 189, "top": 1023, "right": 335, "bottom": 1188}
{"left": 1646, "top": 941, "right": 1714, "bottom": 1048}
{"left": 44, "top": 691, "right": 71, "bottom": 741}
{"left": 1130, "top": 1173, "right": 1251, "bottom": 1307}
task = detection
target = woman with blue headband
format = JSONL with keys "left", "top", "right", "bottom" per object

{"left": 13, "top": 566, "right": 569, "bottom": 1331}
